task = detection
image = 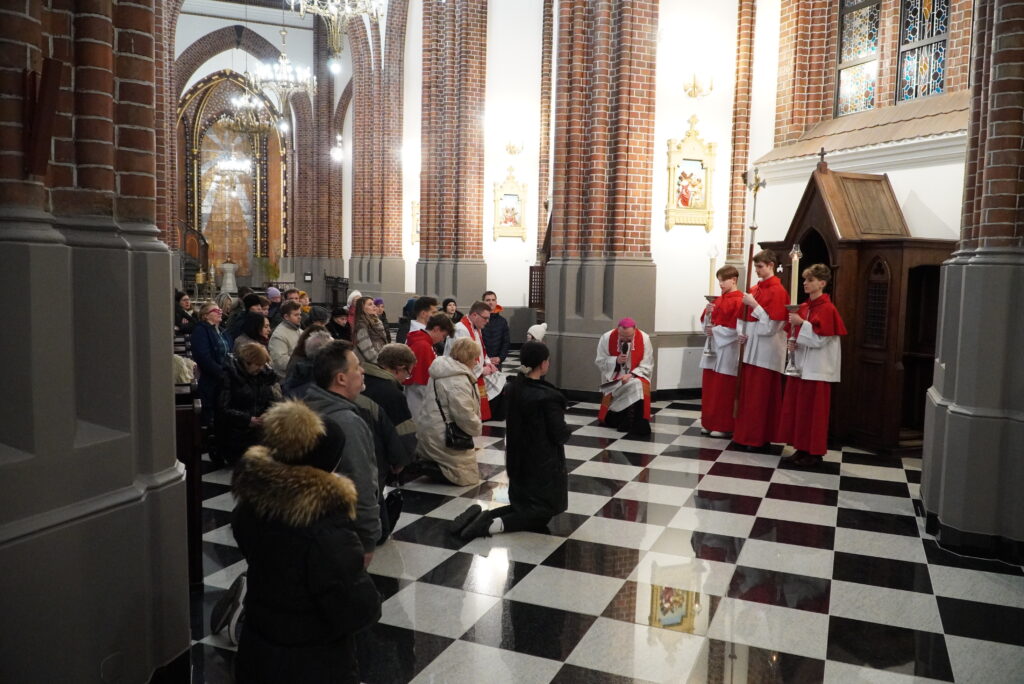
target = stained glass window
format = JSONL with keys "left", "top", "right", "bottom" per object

{"left": 836, "top": 1, "right": 881, "bottom": 116}
{"left": 898, "top": 0, "right": 948, "bottom": 101}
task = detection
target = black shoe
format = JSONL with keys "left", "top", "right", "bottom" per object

{"left": 459, "top": 509, "right": 493, "bottom": 541}
{"left": 210, "top": 572, "right": 247, "bottom": 638}
{"left": 452, "top": 505, "right": 483, "bottom": 536}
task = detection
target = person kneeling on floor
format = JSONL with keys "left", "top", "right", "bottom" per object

{"left": 454, "top": 341, "right": 572, "bottom": 540}
{"left": 230, "top": 400, "right": 381, "bottom": 684}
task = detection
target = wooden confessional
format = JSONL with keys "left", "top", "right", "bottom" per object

{"left": 760, "top": 161, "right": 955, "bottom": 455}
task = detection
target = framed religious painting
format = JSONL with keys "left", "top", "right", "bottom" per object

{"left": 665, "top": 115, "right": 716, "bottom": 232}
{"left": 493, "top": 166, "right": 527, "bottom": 240}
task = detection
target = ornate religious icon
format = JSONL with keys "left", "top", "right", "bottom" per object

{"left": 493, "top": 166, "right": 527, "bottom": 240}
{"left": 665, "top": 115, "right": 716, "bottom": 232}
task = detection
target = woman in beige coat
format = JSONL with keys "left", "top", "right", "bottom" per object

{"left": 415, "top": 337, "right": 483, "bottom": 486}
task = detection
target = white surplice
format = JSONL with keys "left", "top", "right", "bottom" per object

{"left": 595, "top": 329, "right": 653, "bottom": 413}
{"left": 699, "top": 324, "right": 740, "bottom": 376}
{"left": 444, "top": 318, "right": 506, "bottom": 399}
{"left": 793, "top": 326, "right": 842, "bottom": 382}
{"left": 740, "top": 304, "right": 787, "bottom": 373}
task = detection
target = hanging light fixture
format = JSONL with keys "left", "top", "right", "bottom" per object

{"left": 287, "top": 0, "right": 385, "bottom": 69}
{"left": 250, "top": 28, "right": 316, "bottom": 134}
{"left": 224, "top": 92, "right": 276, "bottom": 135}
{"left": 330, "top": 133, "right": 344, "bottom": 162}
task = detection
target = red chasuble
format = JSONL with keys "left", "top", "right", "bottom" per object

{"left": 404, "top": 329, "right": 435, "bottom": 387}
{"left": 458, "top": 317, "right": 492, "bottom": 421}
{"left": 597, "top": 328, "right": 651, "bottom": 422}
{"left": 700, "top": 290, "right": 744, "bottom": 432}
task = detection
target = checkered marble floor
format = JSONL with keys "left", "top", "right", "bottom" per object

{"left": 190, "top": 399, "right": 1024, "bottom": 682}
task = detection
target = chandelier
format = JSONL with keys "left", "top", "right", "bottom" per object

{"left": 223, "top": 92, "right": 276, "bottom": 135}
{"left": 287, "top": 0, "right": 385, "bottom": 73}
{"left": 250, "top": 28, "right": 316, "bottom": 133}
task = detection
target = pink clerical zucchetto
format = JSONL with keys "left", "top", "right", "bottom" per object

{"left": 618, "top": 317, "right": 637, "bottom": 329}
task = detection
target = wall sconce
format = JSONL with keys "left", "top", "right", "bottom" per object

{"left": 684, "top": 74, "right": 713, "bottom": 99}
{"left": 330, "top": 134, "right": 344, "bottom": 162}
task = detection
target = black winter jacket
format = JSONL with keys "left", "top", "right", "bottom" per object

{"left": 232, "top": 429, "right": 381, "bottom": 684}
{"left": 503, "top": 375, "right": 572, "bottom": 518}
{"left": 481, "top": 311, "right": 511, "bottom": 363}
{"left": 216, "top": 357, "right": 281, "bottom": 464}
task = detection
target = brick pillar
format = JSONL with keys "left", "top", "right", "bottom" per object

{"left": 727, "top": 0, "right": 756, "bottom": 265}
{"left": 416, "top": 0, "right": 488, "bottom": 304}
{"left": 544, "top": 0, "right": 659, "bottom": 393}
{"left": 535, "top": 0, "right": 554, "bottom": 262}
{"left": 0, "top": 1, "right": 188, "bottom": 679}
{"left": 922, "top": 0, "right": 1024, "bottom": 565}
{"left": 774, "top": 0, "right": 835, "bottom": 145}
{"left": 342, "top": 9, "right": 408, "bottom": 306}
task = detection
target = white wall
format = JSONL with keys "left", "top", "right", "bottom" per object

{"left": 481, "top": 0, "right": 544, "bottom": 307}
{"left": 652, "top": 0, "right": 740, "bottom": 336}
{"left": 402, "top": 0, "right": 424, "bottom": 292}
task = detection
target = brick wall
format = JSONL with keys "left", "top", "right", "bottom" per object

{"left": 960, "top": 0, "right": 1024, "bottom": 250}
{"left": 535, "top": 0, "right": 554, "bottom": 261}
{"left": 727, "top": 1, "right": 757, "bottom": 262}
{"left": 775, "top": 0, "right": 974, "bottom": 146}
{"left": 419, "top": 0, "right": 487, "bottom": 261}
{"left": 549, "top": 0, "right": 658, "bottom": 260}
{"left": 0, "top": 0, "right": 159, "bottom": 223}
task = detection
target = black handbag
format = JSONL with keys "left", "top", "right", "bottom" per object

{"left": 435, "top": 383, "right": 475, "bottom": 450}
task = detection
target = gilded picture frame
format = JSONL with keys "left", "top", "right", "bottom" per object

{"left": 666, "top": 115, "right": 716, "bottom": 233}
{"left": 493, "top": 166, "right": 527, "bottom": 240}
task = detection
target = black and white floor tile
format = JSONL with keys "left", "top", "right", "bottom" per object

{"left": 190, "top": 360, "right": 1024, "bottom": 683}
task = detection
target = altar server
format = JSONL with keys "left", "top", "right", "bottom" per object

{"left": 733, "top": 250, "right": 789, "bottom": 451}
{"left": 596, "top": 318, "right": 654, "bottom": 436}
{"left": 700, "top": 266, "right": 745, "bottom": 436}
{"left": 776, "top": 264, "right": 847, "bottom": 468}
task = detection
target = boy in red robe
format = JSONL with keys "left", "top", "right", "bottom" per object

{"left": 734, "top": 249, "right": 789, "bottom": 452}
{"left": 405, "top": 310, "right": 454, "bottom": 421}
{"left": 776, "top": 263, "right": 847, "bottom": 468}
{"left": 699, "top": 265, "right": 744, "bottom": 436}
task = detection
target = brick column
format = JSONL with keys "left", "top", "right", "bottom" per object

{"left": 922, "top": 0, "right": 1024, "bottom": 565}
{"left": 0, "top": 1, "right": 188, "bottom": 679}
{"left": 774, "top": 0, "right": 835, "bottom": 145}
{"left": 544, "top": 0, "right": 659, "bottom": 393}
{"left": 416, "top": 0, "right": 488, "bottom": 304}
{"left": 534, "top": 0, "right": 554, "bottom": 262}
{"left": 726, "top": 0, "right": 756, "bottom": 265}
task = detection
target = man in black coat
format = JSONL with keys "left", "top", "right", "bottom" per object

{"left": 453, "top": 342, "right": 571, "bottom": 540}
{"left": 480, "top": 290, "right": 511, "bottom": 365}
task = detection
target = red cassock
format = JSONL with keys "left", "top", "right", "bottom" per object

{"left": 733, "top": 276, "right": 789, "bottom": 447}
{"left": 700, "top": 290, "right": 744, "bottom": 433}
{"left": 404, "top": 329, "right": 435, "bottom": 387}
{"left": 776, "top": 294, "right": 847, "bottom": 456}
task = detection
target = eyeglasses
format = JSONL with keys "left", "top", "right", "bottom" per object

{"left": 209, "top": 308, "right": 223, "bottom": 315}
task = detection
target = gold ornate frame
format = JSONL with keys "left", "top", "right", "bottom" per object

{"left": 665, "top": 115, "right": 716, "bottom": 233}
{"left": 493, "top": 166, "right": 527, "bottom": 241}
{"left": 410, "top": 200, "right": 420, "bottom": 245}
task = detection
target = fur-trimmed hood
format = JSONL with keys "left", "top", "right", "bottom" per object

{"left": 260, "top": 400, "right": 326, "bottom": 462}
{"left": 233, "top": 447, "right": 358, "bottom": 527}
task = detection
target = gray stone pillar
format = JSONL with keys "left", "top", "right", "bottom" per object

{"left": 416, "top": 257, "right": 488, "bottom": 307}
{"left": 921, "top": 0, "right": 1024, "bottom": 565}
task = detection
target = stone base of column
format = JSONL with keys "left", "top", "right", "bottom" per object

{"left": 416, "top": 257, "right": 488, "bottom": 306}
{"left": 922, "top": 247, "right": 1024, "bottom": 566}
{"left": 347, "top": 255, "right": 408, "bottom": 309}
{"left": 0, "top": 207, "right": 189, "bottom": 681}
{"left": 543, "top": 257, "right": 657, "bottom": 393}
{"left": 280, "top": 256, "right": 347, "bottom": 302}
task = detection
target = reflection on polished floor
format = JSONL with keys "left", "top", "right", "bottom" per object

{"left": 190, "top": 377, "right": 1024, "bottom": 683}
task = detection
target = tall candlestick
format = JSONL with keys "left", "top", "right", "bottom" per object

{"left": 788, "top": 243, "right": 802, "bottom": 306}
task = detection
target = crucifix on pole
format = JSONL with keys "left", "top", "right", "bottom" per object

{"left": 734, "top": 167, "right": 768, "bottom": 417}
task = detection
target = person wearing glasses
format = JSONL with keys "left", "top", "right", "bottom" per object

{"left": 444, "top": 300, "right": 504, "bottom": 421}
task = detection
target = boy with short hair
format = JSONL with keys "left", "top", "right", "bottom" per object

{"left": 699, "top": 265, "right": 744, "bottom": 437}
{"left": 733, "top": 249, "right": 789, "bottom": 451}
{"left": 776, "top": 264, "right": 847, "bottom": 468}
